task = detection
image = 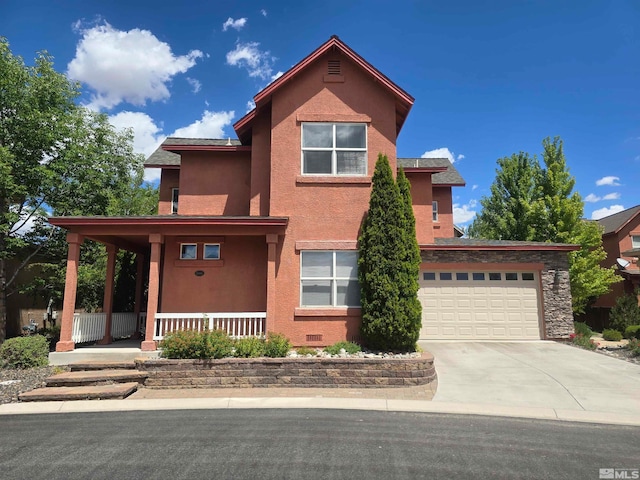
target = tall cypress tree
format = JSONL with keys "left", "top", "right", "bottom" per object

{"left": 358, "top": 155, "right": 419, "bottom": 351}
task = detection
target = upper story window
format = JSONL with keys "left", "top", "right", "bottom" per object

{"left": 432, "top": 201, "right": 439, "bottom": 222}
{"left": 632, "top": 235, "right": 640, "bottom": 249}
{"left": 172, "top": 188, "right": 179, "bottom": 215}
{"left": 301, "top": 123, "right": 367, "bottom": 175}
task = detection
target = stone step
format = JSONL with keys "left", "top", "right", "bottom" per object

{"left": 46, "top": 369, "right": 148, "bottom": 387}
{"left": 19, "top": 383, "right": 139, "bottom": 402}
{"left": 69, "top": 361, "right": 137, "bottom": 372}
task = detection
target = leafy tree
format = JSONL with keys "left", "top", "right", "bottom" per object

{"left": 469, "top": 137, "right": 619, "bottom": 313}
{"left": 0, "top": 38, "right": 154, "bottom": 341}
{"left": 358, "top": 155, "right": 420, "bottom": 351}
{"left": 609, "top": 291, "right": 640, "bottom": 333}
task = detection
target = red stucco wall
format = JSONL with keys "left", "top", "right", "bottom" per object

{"left": 406, "top": 173, "right": 434, "bottom": 244}
{"left": 158, "top": 169, "right": 179, "bottom": 215}
{"left": 432, "top": 187, "right": 454, "bottom": 238}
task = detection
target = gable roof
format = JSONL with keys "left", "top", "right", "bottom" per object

{"left": 397, "top": 158, "right": 466, "bottom": 186}
{"left": 597, "top": 205, "right": 640, "bottom": 235}
{"left": 234, "top": 35, "right": 414, "bottom": 143}
{"left": 145, "top": 137, "right": 243, "bottom": 167}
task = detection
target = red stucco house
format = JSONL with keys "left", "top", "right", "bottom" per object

{"left": 50, "top": 36, "right": 577, "bottom": 353}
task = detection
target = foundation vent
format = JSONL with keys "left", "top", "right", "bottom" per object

{"left": 327, "top": 60, "right": 341, "bottom": 75}
{"left": 350, "top": 335, "right": 363, "bottom": 344}
{"left": 306, "top": 334, "right": 323, "bottom": 342}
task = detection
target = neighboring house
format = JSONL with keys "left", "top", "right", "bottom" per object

{"left": 592, "top": 205, "right": 640, "bottom": 310}
{"left": 49, "top": 36, "right": 577, "bottom": 353}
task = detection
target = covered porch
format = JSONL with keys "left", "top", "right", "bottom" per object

{"left": 48, "top": 215, "right": 288, "bottom": 353}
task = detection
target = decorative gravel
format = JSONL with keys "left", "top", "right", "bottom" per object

{"left": 596, "top": 347, "right": 640, "bottom": 365}
{"left": 0, "top": 365, "right": 69, "bottom": 404}
{"left": 287, "top": 349, "right": 422, "bottom": 359}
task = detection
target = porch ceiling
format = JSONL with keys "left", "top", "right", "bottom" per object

{"left": 48, "top": 216, "right": 289, "bottom": 253}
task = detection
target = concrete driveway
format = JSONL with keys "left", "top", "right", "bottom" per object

{"left": 419, "top": 341, "right": 640, "bottom": 416}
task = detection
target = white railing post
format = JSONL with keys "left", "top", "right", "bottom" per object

{"left": 152, "top": 312, "right": 266, "bottom": 341}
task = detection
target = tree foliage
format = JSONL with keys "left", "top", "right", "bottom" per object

{"left": 0, "top": 37, "right": 156, "bottom": 341}
{"left": 469, "top": 137, "right": 619, "bottom": 313}
{"left": 358, "top": 155, "right": 421, "bottom": 351}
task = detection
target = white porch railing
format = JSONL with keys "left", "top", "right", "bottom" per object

{"left": 72, "top": 312, "right": 144, "bottom": 344}
{"left": 153, "top": 312, "right": 267, "bottom": 341}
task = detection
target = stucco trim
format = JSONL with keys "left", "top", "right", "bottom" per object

{"left": 295, "top": 240, "right": 357, "bottom": 251}
{"left": 296, "top": 176, "right": 372, "bottom": 185}
{"left": 173, "top": 260, "right": 224, "bottom": 268}
{"left": 296, "top": 113, "right": 371, "bottom": 123}
{"left": 294, "top": 307, "right": 362, "bottom": 317}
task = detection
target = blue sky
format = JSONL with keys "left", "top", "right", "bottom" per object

{"left": 2, "top": 0, "right": 639, "bottom": 225}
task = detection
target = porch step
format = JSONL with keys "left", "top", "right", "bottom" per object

{"left": 46, "top": 369, "right": 148, "bottom": 387}
{"left": 69, "top": 361, "right": 137, "bottom": 372}
{"left": 18, "top": 383, "right": 139, "bottom": 402}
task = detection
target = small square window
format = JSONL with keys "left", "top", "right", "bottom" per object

{"left": 456, "top": 272, "right": 469, "bottom": 281}
{"left": 423, "top": 272, "right": 436, "bottom": 281}
{"left": 204, "top": 244, "right": 220, "bottom": 260}
{"left": 180, "top": 244, "right": 197, "bottom": 260}
{"left": 472, "top": 273, "right": 485, "bottom": 281}
{"left": 489, "top": 273, "right": 501, "bottom": 281}
{"left": 440, "top": 272, "right": 452, "bottom": 281}
{"left": 522, "top": 272, "right": 535, "bottom": 281}
{"left": 505, "top": 273, "right": 518, "bottom": 281}
{"left": 632, "top": 236, "right": 640, "bottom": 248}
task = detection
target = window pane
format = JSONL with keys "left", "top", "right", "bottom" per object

{"left": 423, "top": 272, "right": 436, "bottom": 281}
{"left": 489, "top": 273, "right": 501, "bottom": 281}
{"left": 303, "top": 151, "right": 332, "bottom": 174}
{"left": 472, "top": 273, "right": 485, "bottom": 281}
{"left": 180, "top": 244, "right": 196, "bottom": 259}
{"left": 303, "top": 124, "right": 332, "bottom": 148}
{"left": 440, "top": 272, "right": 452, "bottom": 280}
{"left": 633, "top": 236, "right": 640, "bottom": 248}
{"left": 337, "top": 280, "right": 360, "bottom": 306}
{"left": 336, "top": 251, "right": 358, "bottom": 278}
{"left": 336, "top": 124, "right": 365, "bottom": 148}
{"left": 172, "top": 189, "right": 179, "bottom": 214}
{"left": 337, "top": 151, "right": 366, "bottom": 175}
{"left": 522, "top": 273, "right": 535, "bottom": 281}
{"left": 301, "top": 252, "right": 332, "bottom": 277}
{"left": 456, "top": 272, "right": 469, "bottom": 280}
{"left": 204, "top": 244, "right": 220, "bottom": 260}
{"left": 505, "top": 272, "right": 517, "bottom": 281}
{"left": 301, "top": 280, "right": 332, "bottom": 306}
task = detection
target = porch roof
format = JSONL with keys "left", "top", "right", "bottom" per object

{"left": 48, "top": 215, "right": 289, "bottom": 253}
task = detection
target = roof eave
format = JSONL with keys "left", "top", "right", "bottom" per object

{"left": 420, "top": 244, "right": 580, "bottom": 252}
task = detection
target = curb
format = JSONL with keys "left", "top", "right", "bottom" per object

{"left": 1, "top": 398, "right": 638, "bottom": 427}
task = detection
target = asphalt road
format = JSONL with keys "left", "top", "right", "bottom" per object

{"left": 1, "top": 409, "right": 638, "bottom": 480}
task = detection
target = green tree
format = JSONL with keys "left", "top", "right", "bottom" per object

{"left": 469, "top": 137, "right": 619, "bottom": 313}
{"left": 358, "top": 155, "right": 420, "bottom": 351}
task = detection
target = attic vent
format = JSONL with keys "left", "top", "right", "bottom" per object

{"left": 306, "top": 334, "right": 323, "bottom": 342}
{"left": 327, "top": 60, "right": 341, "bottom": 75}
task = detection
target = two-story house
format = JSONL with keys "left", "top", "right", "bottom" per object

{"left": 50, "top": 36, "right": 576, "bottom": 353}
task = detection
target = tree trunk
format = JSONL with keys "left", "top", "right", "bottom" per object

{"left": 0, "top": 255, "right": 6, "bottom": 343}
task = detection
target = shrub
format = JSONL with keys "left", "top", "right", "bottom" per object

{"left": 160, "top": 329, "right": 234, "bottom": 359}
{"left": 627, "top": 339, "right": 640, "bottom": 357}
{"left": 0, "top": 335, "right": 49, "bottom": 369}
{"left": 295, "top": 346, "right": 317, "bottom": 356}
{"left": 609, "top": 293, "right": 640, "bottom": 333}
{"left": 324, "top": 341, "right": 362, "bottom": 355}
{"left": 602, "top": 329, "right": 623, "bottom": 341}
{"left": 234, "top": 337, "right": 266, "bottom": 358}
{"left": 573, "top": 322, "right": 593, "bottom": 337}
{"left": 624, "top": 325, "right": 640, "bottom": 340}
{"left": 571, "top": 333, "right": 598, "bottom": 350}
{"left": 37, "top": 326, "right": 61, "bottom": 351}
{"left": 264, "top": 332, "right": 291, "bottom": 358}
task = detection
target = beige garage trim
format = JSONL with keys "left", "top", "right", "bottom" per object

{"left": 418, "top": 270, "right": 542, "bottom": 340}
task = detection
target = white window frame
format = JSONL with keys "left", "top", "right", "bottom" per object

{"left": 632, "top": 235, "right": 640, "bottom": 249}
{"left": 300, "top": 250, "right": 360, "bottom": 307}
{"left": 171, "top": 188, "right": 179, "bottom": 215}
{"left": 432, "top": 200, "right": 439, "bottom": 222}
{"left": 301, "top": 123, "right": 367, "bottom": 176}
{"left": 180, "top": 243, "right": 197, "bottom": 260}
{"left": 203, "top": 243, "right": 221, "bottom": 260}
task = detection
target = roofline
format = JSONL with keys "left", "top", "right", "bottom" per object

{"left": 162, "top": 144, "right": 251, "bottom": 153}
{"left": 401, "top": 167, "right": 449, "bottom": 174}
{"left": 49, "top": 216, "right": 289, "bottom": 228}
{"left": 143, "top": 164, "right": 180, "bottom": 169}
{"left": 233, "top": 109, "right": 256, "bottom": 135}
{"left": 601, "top": 208, "right": 640, "bottom": 236}
{"left": 432, "top": 183, "right": 467, "bottom": 187}
{"left": 420, "top": 244, "right": 580, "bottom": 252}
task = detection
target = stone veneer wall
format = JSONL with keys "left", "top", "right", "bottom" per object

{"left": 136, "top": 353, "right": 436, "bottom": 388}
{"left": 421, "top": 250, "right": 574, "bottom": 339}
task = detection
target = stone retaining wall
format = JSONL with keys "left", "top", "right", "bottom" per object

{"left": 135, "top": 353, "right": 436, "bottom": 388}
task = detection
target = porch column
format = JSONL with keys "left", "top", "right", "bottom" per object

{"left": 141, "top": 234, "right": 163, "bottom": 351}
{"left": 98, "top": 245, "right": 118, "bottom": 345}
{"left": 265, "top": 234, "right": 278, "bottom": 333}
{"left": 131, "top": 253, "right": 145, "bottom": 339}
{"left": 56, "top": 233, "right": 84, "bottom": 352}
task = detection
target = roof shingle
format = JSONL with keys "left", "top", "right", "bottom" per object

{"left": 397, "top": 158, "right": 465, "bottom": 185}
{"left": 145, "top": 137, "right": 242, "bottom": 167}
{"left": 596, "top": 205, "right": 640, "bottom": 235}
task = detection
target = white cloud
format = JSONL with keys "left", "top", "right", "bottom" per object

{"left": 603, "top": 192, "right": 621, "bottom": 200}
{"left": 171, "top": 110, "right": 235, "bottom": 138}
{"left": 584, "top": 193, "right": 600, "bottom": 203}
{"left": 109, "top": 111, "right": 165, "bottom": 158}
{"left": 595, "top": 176, "right": 621, "bottom": 186}
{"left": 68, "top": 21, "right": 203, "bottom": 110}
{"left": 421, "top": 147, "right": 460, "bottom": 163}
{"left": 471, "top": 184, "right": 478, "bottom": 191}
{"left": 226, "top": 41, "right": 275, "bottom": 80}
{"left": 222, "top": 17, "right": 247, "bottom": 31}
{"left": 457, "top": 154, "right": 465, "bottom": 161}
{"left": 246, "top": 100, "right": 256, "bottom": 112}
{"left": 591, "top": 205, "right": 625, "bottom": 220}
{"left": 261, "top": 9, "right": 268, "bottom": 17}
{"left": 271, "top": 71, "right": 284, "bottom": 82}
{"left": 453, "top": 199, "right": 477, "bottom": 225}
{"left": 186, "top": 77, "right": 202, "bottom": 93}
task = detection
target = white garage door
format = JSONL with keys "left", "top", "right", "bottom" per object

{"left": 418, "top": 270, "right": 542, "bottom": 340}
